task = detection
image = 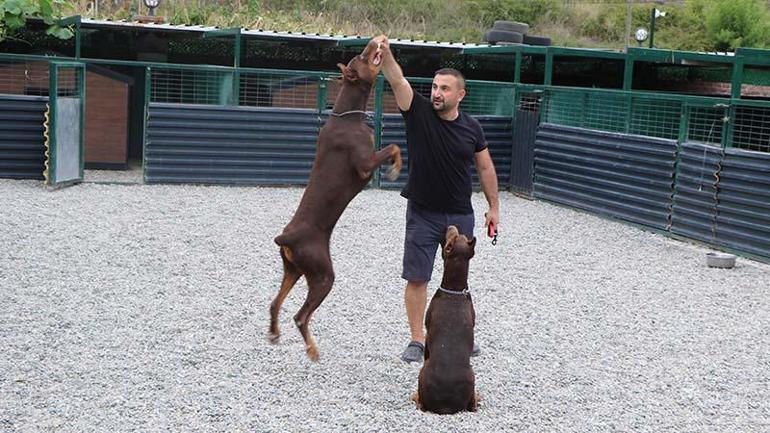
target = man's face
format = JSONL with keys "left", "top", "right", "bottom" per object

{"left": 431, "top": 74, "right": 466, "bottom": 113}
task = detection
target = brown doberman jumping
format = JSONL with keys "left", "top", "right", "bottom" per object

{"left": 269, "top": 37, "right": 402, "bottom": 361}
{"left": 412, "top": 226, "right": 479, "bottom": 414}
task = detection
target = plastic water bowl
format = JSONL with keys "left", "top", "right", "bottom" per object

{"left": 706, "top": 252, "right": 737, "bottom": 269}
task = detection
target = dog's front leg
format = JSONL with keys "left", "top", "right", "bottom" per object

{"left": 411, "top": 391, "right": 422, "bottom": 410}
{"left": 468, "top": 391, "right": 480, "bottom": 412}
{"left": 356, "top": 144, "right": 401, "bottom": 181}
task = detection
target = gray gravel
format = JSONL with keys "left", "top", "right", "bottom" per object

{"left": 1, "top": 179, "right": 769, "bottom": 432}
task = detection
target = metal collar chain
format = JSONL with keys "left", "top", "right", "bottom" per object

{"left": 438, "top": 287, "right": 470, "bottom": 296}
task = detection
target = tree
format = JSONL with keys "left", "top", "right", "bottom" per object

{"left": 700, "top": 0, "right": 770, "bottom": 51}
{"left": 0, "top": 0, "right": 75, "bottom": 42}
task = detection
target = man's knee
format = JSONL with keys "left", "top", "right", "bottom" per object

{"left": 405, "top": 280, "right": 428, "bottom": 292}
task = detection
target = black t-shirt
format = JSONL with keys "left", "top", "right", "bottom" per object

{"left": 399, "top": 90, "right": 487, "bottom": 214}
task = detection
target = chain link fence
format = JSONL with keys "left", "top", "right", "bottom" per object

{"left": 535, "top": 85, "right": 770, "bottom": 152}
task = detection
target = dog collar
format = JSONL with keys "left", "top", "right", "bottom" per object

{"left": 438, "top": 287, "right": 470, "bottom": 296}
{"left": 330, "top": 110, "right": 372, "bottom": 120}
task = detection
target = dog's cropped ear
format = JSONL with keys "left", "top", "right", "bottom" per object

{"left": 444, "top": 225, "right": 460, "bottom": 254}
{"left": 468, "top": 237, "right": 477, "bottom": 258}
{"left": 337, "top": 63, "right": 360, "bottom": 82}
{"left": 443, "top": 235, "right": 456, "bottom": 255}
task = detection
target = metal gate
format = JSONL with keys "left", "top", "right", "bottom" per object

{"left": 43, "top": 62, "right": 86, "bottom": 188}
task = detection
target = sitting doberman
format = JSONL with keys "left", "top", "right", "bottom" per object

{"left": 412, "top": 226, "right": 479, "bottom": 414}
{"left": 268, "top": 37, "right": 402, "bottom": 361}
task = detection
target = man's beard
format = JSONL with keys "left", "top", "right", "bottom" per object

{"left": 432, "top": 99, "right": 450, "bottom": 112}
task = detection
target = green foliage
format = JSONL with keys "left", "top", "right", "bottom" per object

{"left": 702, "top": 0, "right": 770, "bottom": 50}
{"left": 0, "top": 0, "right": 75, "bottom": 41}
{"left": 33, "top": 0, "right": 770, "bottom": 51}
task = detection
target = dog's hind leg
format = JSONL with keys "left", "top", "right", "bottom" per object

{"left": 293, "top": 257, "right": 334, "bottom": 361}
{"left": 269, "top": 246, "right": 302, "bottom": 343}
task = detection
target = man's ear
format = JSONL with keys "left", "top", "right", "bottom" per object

{"left": 457, "top": 88, "right": 467, "bottom": 103}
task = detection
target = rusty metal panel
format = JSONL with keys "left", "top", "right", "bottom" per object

{"left": 0, "top": 95, "right": 48, "bottom": 180}
{"left": 378, "top": 113, "right": 513, "bottom": 190}
{"left": 145, "top": 104, "right": 319, "bottom": 185}
{"left": 534, "top": 123, "right": 678, "bottom": 230}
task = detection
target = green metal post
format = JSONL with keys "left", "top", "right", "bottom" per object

{"left": 233, "top": 32, "right": 241, "bottom": 105}
{"left": 203, "top": 28, "right": 242, "bottom": 105}
{"left": 722, "top": 104, "right": 734, "bottom": 149}
{"left": 678, "top": 102, "right": 689, "bottom": 145}
{"left": 47, "top": 63, "right": 58, "bottom": 184}
{"left": 143, "top": 67, "right": 151, "bottom": 183}
{"left": 75, "top": 19, "right": 81, "bottom": 59}
{"left": 317, "top": 77, "right": 328, "bottom": 112}
{"left": 731, "top": 56, "right": 744, "bottom": 100}
{"left": 514, "top": 51, "right": 522, "bottom": 84}
{"left": 626, "top": 94, "right": 632, "bottom": 133}
{"left": 373, "top": 74, "right": 385, "bottom": 187}
{"left": 539, "top": 89, "right": 549, "bottom": 124}
{"left": 649, "top": 8, "right": 656, "bottom": 49}
{"left": 544, "top": 49, "right": 553, "bottom": 85}
{"left": 78, "top": 65, "right": 85, "bottom": 177}
{"left": 623, "top": 56, "right": 634, "bottom": 91}
{"left": 623, "top": 54, "right": 634, "bottom": 132}
{"left": 58, "top": 16, "right": 81, "bottom": 59}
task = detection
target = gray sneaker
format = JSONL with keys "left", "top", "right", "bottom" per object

{"left": 400, "top": 341, "right": 425, "bottom": 363}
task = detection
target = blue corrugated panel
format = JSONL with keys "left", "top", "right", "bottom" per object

{"left": 145, "top": 104, "right": 320, "bottom": 185}
{"left": 0, "top": 95, "right": 48, "bottom": 180}
{"left": 378, "top": 113, "right": 513, "bottom": 190}
{"left": 378, "top": 114, "right": 409, "bottom": 189}
{"left": 670, "top": 143, "right": 723, "bottom": 244}
{"left": 533, "top": 123, "right": 678, "bottom": 230}
{"left": 475, "top": 115, "right": 512, "bottom": 189}
{"left": 714, "top": 149, "right": 770, "bottom": 258}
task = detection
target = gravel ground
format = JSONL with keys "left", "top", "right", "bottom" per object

{"left": 1, "top": 179, "right": 769, "bottom": 432}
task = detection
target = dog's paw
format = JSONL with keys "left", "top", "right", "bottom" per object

{"left": 386, "top": 164, "right": 400, "bottom": 181}
{"left": 411, "top": 392, "right": 422, "bottom": 410}
{"left": 267, "top": 331, "right": 280, "bottom": 344}
{"left": 306, "top": 345, "right": 320, "bottom": 362}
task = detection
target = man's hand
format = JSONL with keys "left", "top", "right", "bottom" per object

{"left": 374, "top": 34, "right": 412, "bottom": 112}
{"left": 484, "top": 208, "right": 500, "bottom": 236}
{"left": 372, "top": 34, "right": 389, "bottom": 52}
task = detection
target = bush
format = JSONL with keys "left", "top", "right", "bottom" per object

{"left": 702, "top": 0, "right": 770, "bottom": 50}
{"left": 0, "top": 0, "right": 75, "bottom": 41}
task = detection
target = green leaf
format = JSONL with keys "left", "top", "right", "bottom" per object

{"left": 45, "top": 24, "right": 72, "bottom": 39}
{"left": 21, "top": 1, "right": 39, "bottom": 15}
{"left": 38, "top": 0, "right": 54, "bottom": 16}
{"left": 4, "top": 0, "right": 23, "bottom": 15}
{"left": 5, "top": 13, "right": 25, "bottom": 29}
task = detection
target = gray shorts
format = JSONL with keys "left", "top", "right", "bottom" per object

{"left": 402, "top": 201, "right": 475, "bottom": 282}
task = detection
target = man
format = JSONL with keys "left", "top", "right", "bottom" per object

{"left": 374, "top": 35, "right": 501, "bottom": 363}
